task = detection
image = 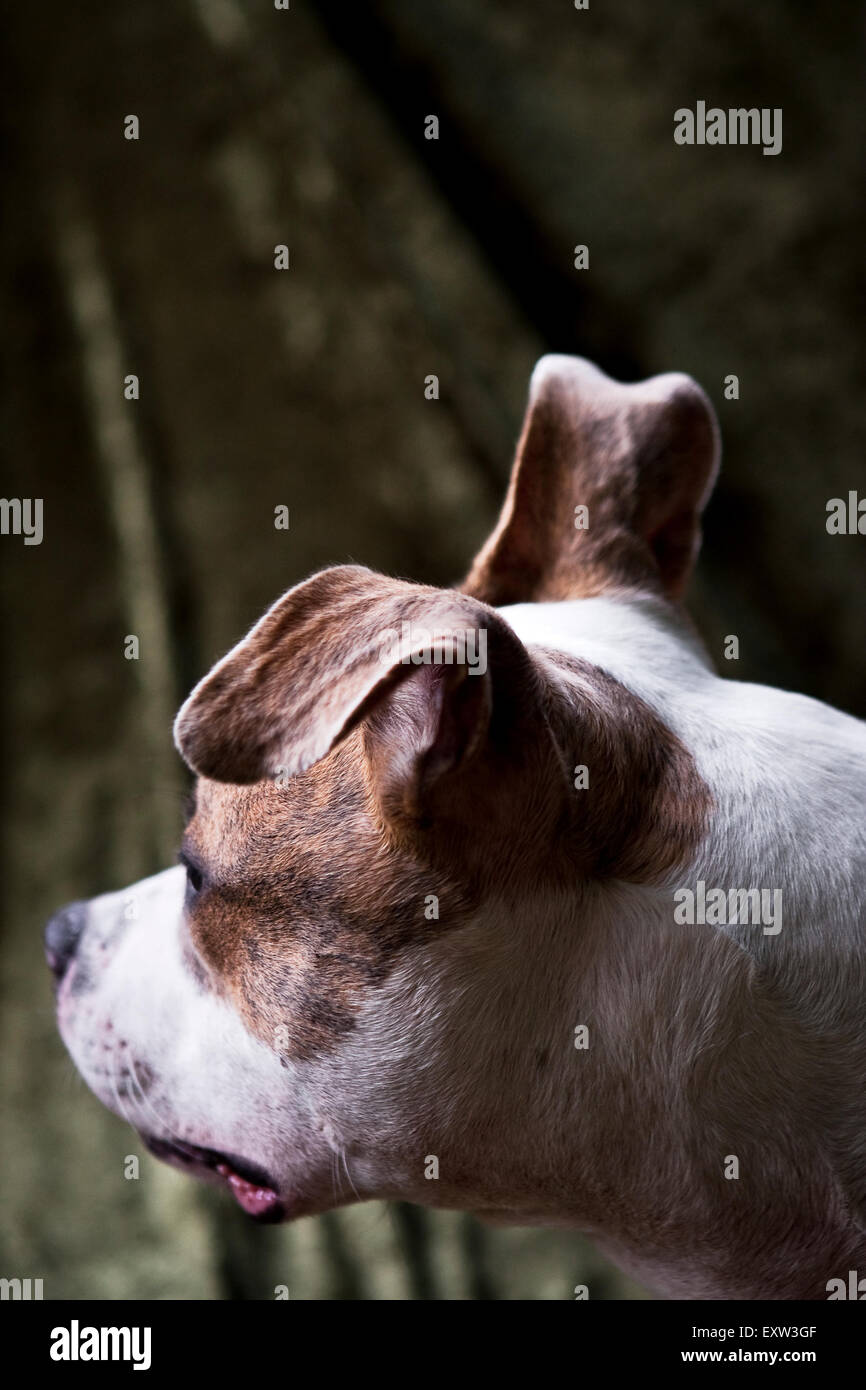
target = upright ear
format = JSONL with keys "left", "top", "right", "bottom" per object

{"left": 463, "top": 354, "right": 720, "bottom": 605}
{"left": 173, "top": 565, "right": 537, "bottom": 818}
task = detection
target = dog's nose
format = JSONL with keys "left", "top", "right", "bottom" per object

{"left": 44, "top": 902, "right": 86, "bottom": 982}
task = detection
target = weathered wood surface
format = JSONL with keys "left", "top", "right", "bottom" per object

{"left": 2, "top": 0, "right": 863, "bottom": 1299}
{"left": 1, "top": 0, "right": 631, "bottom": 1300}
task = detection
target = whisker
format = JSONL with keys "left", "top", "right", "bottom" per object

{"left": 340, "top": 1147, "right": 362, "bottom": 1204}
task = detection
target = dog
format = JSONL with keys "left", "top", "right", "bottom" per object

{"left": 46, "top": 355, "right": 866, "bottom": 1299}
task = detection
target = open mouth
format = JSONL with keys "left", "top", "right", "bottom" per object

{"left": 143, "top": 1135, "right": 284, "bottom": 1222}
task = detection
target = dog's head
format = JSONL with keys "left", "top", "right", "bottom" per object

{"left": 48, "top": 356, "right": 718, "bottom": 1223}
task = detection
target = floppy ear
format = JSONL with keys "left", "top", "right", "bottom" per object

{"left": 463, "top": 354, "right": 720, "bottom": 605}
{"left": 173, "top": 565, "right": 535, "bottom": 804}
{"left": 175, "top": 564, "right": 710, "bottom": 886}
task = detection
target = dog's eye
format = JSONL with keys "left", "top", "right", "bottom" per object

{"left": 178, "top": 851, "right": 204, "bottom": 898}
{"left": 186, "top": 863, "right": 203, "bottom": 895}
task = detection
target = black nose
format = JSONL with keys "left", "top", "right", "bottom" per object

{"left": 44, "top": 902, "right": 86, "bottom": 982}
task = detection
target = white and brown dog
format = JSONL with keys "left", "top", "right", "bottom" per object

{"left": 47, "top": 356, "right": 866, "bottom": 1299}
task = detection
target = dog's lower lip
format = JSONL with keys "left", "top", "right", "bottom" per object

{"left": 142, "top": 1135, "right": 284, "bottom": 1221}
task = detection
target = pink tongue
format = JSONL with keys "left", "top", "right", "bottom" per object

{"left": 217, "top": 1163, "right": 280, "bottom": 1217}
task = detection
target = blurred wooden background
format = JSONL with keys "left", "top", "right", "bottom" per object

{"left": 1, "top": 0, "right": 864, "bottom": 1298}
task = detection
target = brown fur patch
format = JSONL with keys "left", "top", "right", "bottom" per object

{"left": 179, "top": 643, "right": 711, "bottom": 1062}
{"left": 534, "top": 648, "right": 713, "bottom": 885}
{"left": 181, "top": 737, "right": 477, "bottom": 1062}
